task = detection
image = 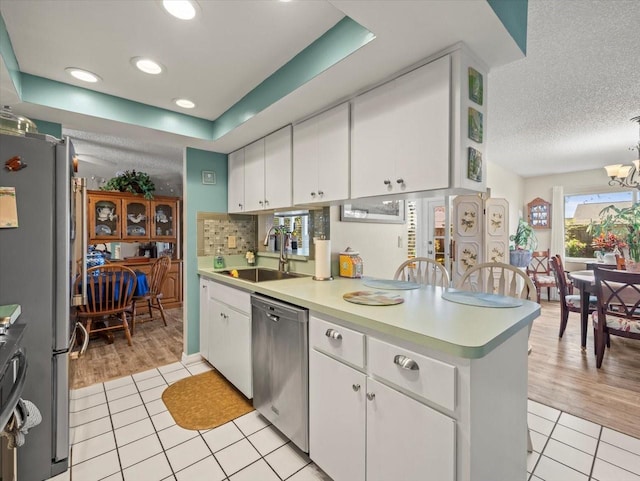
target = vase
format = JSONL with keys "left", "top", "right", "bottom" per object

{"left": 509, "top": 250, "right": 532, "bottom": 268}
{"left": 627, "top": 259, "right": 640, "bottom": 273}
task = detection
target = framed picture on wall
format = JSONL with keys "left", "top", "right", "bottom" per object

{"left": 468, "top": 147, "right": 482, "bottom": 182}
{"left": 527, "top": 197, "right": 551, "bottom": 229}
{"left": 468, "top": 107, "right": 483, "bottom": 143}
{"left": 341, "top": 200, "right": 405, "bottom": 223}
{"left": 468, "top": 67, "right": 483, "bottom": 105}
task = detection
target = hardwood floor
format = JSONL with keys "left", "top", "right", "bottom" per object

{"left": 70, "top": 307, "right": 184, "bottom": 390}
{"left": 529, "top": 300, "right": 640, "bottom": 439}
{"left": 69, "top": 301, "right": 640, "bottom": 439}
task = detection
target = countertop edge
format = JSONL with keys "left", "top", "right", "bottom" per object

{"left": 198, "top": 268, "right": 539, "bottom": 359}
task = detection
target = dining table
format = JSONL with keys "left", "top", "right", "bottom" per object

{"left": 567, "top": 270, "right": 596, "bottom": 350}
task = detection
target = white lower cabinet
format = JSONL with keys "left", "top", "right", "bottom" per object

{"left": 201, "top": 280, "right": 252, "bottom": 398}
{"left": 199, "top": 277, "right": 210, "bottom": 361}
{"left": 309, "top": 316, "right": 455, "bottom": 481}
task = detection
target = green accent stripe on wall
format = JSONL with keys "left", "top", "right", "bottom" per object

{"left": 20, "top": 73, "right": 213, "bottom": 140}
{"left": 487, "top": 0, "right": 528, "bottom": 54}
{"left": 32, "top": 118, "right": 62, "bottom": 138}
{"left": 0, "top": 13, "right": 22, "bottom": 98}
{"left": 211, "top": 16, "right": 375, "bottom": 140}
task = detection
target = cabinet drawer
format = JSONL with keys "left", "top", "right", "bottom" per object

{"left": 209, "top": 281, "right": 250, "bottom": 314}
{"left": 368, "top": 337, "right": 456, "bottom": 411}
{"left": 310, "top": 317, "right": 364, "bottom": 369}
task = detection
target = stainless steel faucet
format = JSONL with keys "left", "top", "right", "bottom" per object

{"left": 263, "top": 225, "right": 289, "bottom": 272}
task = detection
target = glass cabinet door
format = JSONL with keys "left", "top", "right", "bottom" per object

{"left": 89, "top": 196, "right": 121, "bottom": 242}
{"left": 152, "top": 200, "right": 177, "bottom": 240}
{"left": 123, "top": 199, "right": 150, "bottom": 240}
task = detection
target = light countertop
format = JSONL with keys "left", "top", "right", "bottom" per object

{"left": 198, "top": 267, "right": 540, "bottom": 359}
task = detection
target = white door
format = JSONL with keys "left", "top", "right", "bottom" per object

{"left": 351, "top": 79, "right": 396, "bottom": 198}
{"left": 198, "top": 278, "right": 209, "bottom": 360}
{"left": 243, "top": 138, "right": 265, "bottom": 211}
{"left": 264, "top": 125, "right": 292, "bottom": 210}
{"left": 309, "top": 350, "right": 366, "bottom": 481}
{"left": 228, "top": 149, "right": 245, "bottom": 213}
{"left": 208, "top": 298, "right": 225, "bottom": 370}
{"left": 393, "top": 56, "right": 450, "bottom": 194}
{"left": 366, "top": 378, "right": 455, "bottom": 481}
{"left": 317, "top": 103, "right": 349, "bottom": 203}
{"left": 224, "top": 308, "right": 252, "bottom": 398}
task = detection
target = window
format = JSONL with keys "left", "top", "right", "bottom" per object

{"left": 564, "top": 191, "right": 636, "bottom": 259}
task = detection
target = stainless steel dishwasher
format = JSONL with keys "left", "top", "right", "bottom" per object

{"left": 251, "top": 294, "right": 309, "bottom": 452}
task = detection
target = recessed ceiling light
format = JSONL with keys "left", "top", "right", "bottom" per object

{"left": 162, "top": 0, "right": 198, "bottom": 20}
{"left": 65, "top": 68, "right": 101, "bottom": 83}
{"left": 131, "top": 57, "right": 164, "bottom": 75}
{"left": 174, "top": 99, "right": 195, "bottom": 109}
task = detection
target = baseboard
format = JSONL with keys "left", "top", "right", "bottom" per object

{"left": 181, "top": 352, "right": 204, "bottom": 365}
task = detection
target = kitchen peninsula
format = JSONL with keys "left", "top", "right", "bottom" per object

{"left": 198, "top": 267, "right": 540, "bottom": 481}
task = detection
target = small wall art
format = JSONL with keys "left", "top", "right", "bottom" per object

{"left": 201, "top": 170, "right": 216, "bottom": 185}
{"left": 467, "top": 147, "right": 482, "bottom": 182}
{"left": 468, "top": 108, "right": 483, "bottom": 143}
{"left": 468, "top": 67, "right": 483, "bottom": 105}
{"left": 0, "top": 187, "right": 18, "bottom": 228}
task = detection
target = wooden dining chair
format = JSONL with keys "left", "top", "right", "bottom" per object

{"left": 526, "top": 249, "right": 557, "bottom": 302}
{"left": 131, "top": 255, "right": 171, "bottom": 334}
{"left": 393, "top": 257, "right": 450, "bottom": 288}
{"left": 550, "top": 256, "right": 597, "bottom": 339}
{"left": 73, "top": 264, "right": 137, "bottom": 353}
{"left": 592, "top": 265, "right": 640, "bottom": 368}
{"left": 456, "top": 261, "right": 536, "bottom": 452}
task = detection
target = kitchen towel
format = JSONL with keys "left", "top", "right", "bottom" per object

{"left": 314, "top": 239, "right": 332, "bottom": 280}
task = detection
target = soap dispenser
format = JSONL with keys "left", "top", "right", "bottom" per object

{"left": 214, "top": 249, "right": 225, "bottom": 269}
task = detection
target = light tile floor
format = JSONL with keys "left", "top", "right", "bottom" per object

{"left": 48, "top": 359, "right": 640, "bottom": 481}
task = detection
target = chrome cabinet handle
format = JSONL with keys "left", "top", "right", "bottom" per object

{"left": 394, "top": 354, "right": 419, "bottom": 371}
{"left": 366, "top": 392, "right": 375, "bottom": 401}
{"left": 325, "top": 328, "right": 342, "bottom": 340}
{"left": 396, "top": 178, "right": 405, "bottom": 185}
{"left": 310, "top": 192, "right": 316, "bottom": 197}
{"left": 317, "top": 190, "right": 324, "bottom": 196}
{"left": 259, "top": 200, "right": 264, "bottom": 205}
{"left": 352, "top": 384, "right": 360, "bottom": 392}
{"left": 264, "top": 199, "right": 269, "bottom": 205}
{"left": 383, "top": 179, "right": 391, "bottom": 185}
{"left": 267, "top": 313, "right": 280, "bottom": 322}
{"left": 238, "top": 203, "right": 243, "bottom": 209}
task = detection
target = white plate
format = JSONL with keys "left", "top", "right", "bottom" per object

{"left": 441, "top": 289, "right": 523, "bottom": 308}
{"left": 362, "top": 278, "right": 421, "bottom": 290}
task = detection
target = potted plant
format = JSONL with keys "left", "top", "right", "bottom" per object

{"left": 509, "top": 219, "right": 538, "bottom": 267}
{"left": 588, "top": 202, "right": 640, "bottom": 272}
{"left": 101, "top": 170, "right": 155, "bottom": 199}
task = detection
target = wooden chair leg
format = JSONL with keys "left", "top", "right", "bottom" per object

{"left": 595, "top": 328, "right": 606, "bottom": 368}
{"left": 547, "top": 287, "right": 552, "bottom": 301}
{"left": 121, "top": 312, "right": 133, "bottom": 346}
{"left": 130, "top": 299, "right": 137, "bottom": 336}
{"left": 157, "top": 298, "right": 168, "bottom": 326}
{"left": 536, "top": 286, "right": 541, "bottom": 303}
{"left": 559, "top": 307, "right": 569, "bottom": 338}
{"left": 147, "top": 298, "right": 153, "bottom": 321}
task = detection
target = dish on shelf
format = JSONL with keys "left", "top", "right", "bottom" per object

{"left": 127, "top": 225, "right": 146, "bottom": 236}
{"left": 95, "top": 224, "right": 111, "bottom": 235}
{"left": 127, "top": 213, "right": 146, "bottom": 223}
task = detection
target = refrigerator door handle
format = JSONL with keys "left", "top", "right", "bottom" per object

{"left": 72, "top": 177, "right": 88, "bottom": 306}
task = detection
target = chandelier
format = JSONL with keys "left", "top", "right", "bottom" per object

{"left": 604, "top": 116, "right": 640, "bottom": 190}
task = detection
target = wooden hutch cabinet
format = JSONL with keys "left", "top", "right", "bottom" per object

{"left": 88, "top": 191, "right": 180, "bottom": 244}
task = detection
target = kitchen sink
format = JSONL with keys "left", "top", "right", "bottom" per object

{"left": 225, "top": 268, "right": 309, "bottom": 283}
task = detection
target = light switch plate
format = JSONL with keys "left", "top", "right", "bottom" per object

{"left": 228, "top": 235, "right": 237, "bottom": 248}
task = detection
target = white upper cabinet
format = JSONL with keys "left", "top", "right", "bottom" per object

{"left": 228, "top": 148, "right": 245, "bottom": 213}
{"left": 264, "top": 125, "right": 292, "bottom": 210}
{"left": 351, "top": 55, "right": 451, "bottom": 199}
{"left": 293, "top": 102, "right": 349, "bottom": 205}
{"left": 240, "top": 126, "right": 292, "bottom": 213}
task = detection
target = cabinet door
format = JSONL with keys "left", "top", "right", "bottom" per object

{"left": 225, "top": 308, "right": 252, "bottom": 398}
{"left": 264, "top": 125, "right": 292, "bottom": 210}
{"left": 122, "top": 198, "right": 151, "bottom": 240}
{"left": 151, "top": 200, "right": 177, "bottom": 241}
{"left": 316, "top": 103, "right": 349, "bottom": 203}
{"left": 366, "top": 378, "right": 455, "bottom": 481}
{"left": 199, "top": 278, "right": 210, "bottom": 361}
{"left": 244, "top": 138, "right": 265, "bottom": 211}
{"left": 393, "top": 55, "right": 450, "bottom": 194}
{"left": 160, "top": 263, "right": 181, "bottom": 306}
{"left": 309, "top": 350, "right": 366, "bottom": 481}
{"left": 351, "top": 79, "right": 396, "bottom": 198}
{"left": 208, "top": 298, "right": 226, "bottom": 372}
{"left": 292, "top": 115, "right": 319, "bottom": 205}
{"left": 228, "top": 149, "right": 245, "bottom": 213}
{"left": 89, "top": 195, "right": 122, "bottom": 242}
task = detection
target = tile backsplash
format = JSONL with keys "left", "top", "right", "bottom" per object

{"left": 197, "top": 213, "right": 257, "bottom": 256}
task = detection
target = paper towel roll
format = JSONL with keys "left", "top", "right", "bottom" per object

{"left": 314, "top": 239, "right": 332, "bottom": 280}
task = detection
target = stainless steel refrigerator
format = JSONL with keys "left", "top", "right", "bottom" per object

{"left": 0, "top": 133, "right": 86, "bottom": 480}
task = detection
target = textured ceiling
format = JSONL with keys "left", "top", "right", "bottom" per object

{"left": 488, "top": 0, "right": 640, "bottom": 178}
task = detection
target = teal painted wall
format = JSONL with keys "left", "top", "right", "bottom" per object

{"left": 32, "top": 118, "right": 62, "bottom": 138}
{"left": 487, "top": 0, "right": 528, "bottom": 54}
{"left": 184, "top": 147, "right": 227, "bottom": 355}
{"left": 0, "top": 13, "right": 21, "bottom": 97}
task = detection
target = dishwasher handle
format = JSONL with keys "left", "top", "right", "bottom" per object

{"left": 267, "top": 313, "right": 280, "bottom": 322}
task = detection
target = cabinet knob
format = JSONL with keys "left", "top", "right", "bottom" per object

{"left": 311, "top": 192, "right": 316, "bottom": 197}
{"left": 238, "top": 203, "right": 243, "bottom": 209}
{"left": 366, "top": 392, "right": 375, "bottom": 401}
{"left": 317, "top": 191, "right": 324, "bottom": 196}
{"left": 396, "top": 178, "right": 405, "bottom": 185}
{"left": 383, "top": 180, "right": 391, "bottom": 185}
{"left": 394, "top": 354, "right": 419, "bottom": 371}
{"left": 259, "top": 200, "right": 264, "bottom": 205}
{"left": 352, "top": 384, "right": 360, "bottom": 392}
{"left": 325, "top": 328, "right": 342, "bottom": 340}
{"left": 264, "top": 199, "right": 269, "bottom": 205}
